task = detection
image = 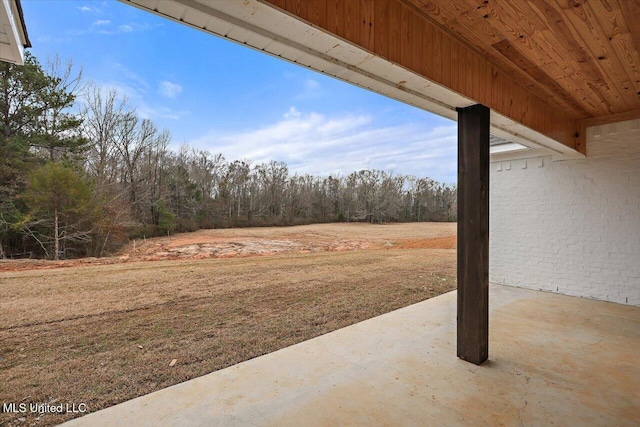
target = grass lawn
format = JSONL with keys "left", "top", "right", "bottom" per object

{"left": 0, "top": 223, "right": 456, "bottom": 426}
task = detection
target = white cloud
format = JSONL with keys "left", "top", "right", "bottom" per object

{"left": 69, "top": 22, "right": 151, "bottom": 37}
{"left": 77, "top": 5, "right": 101, "bottom": 13}
{"left": 189, "top": 108, "right": 457, "bottom": 183}
{"left": 95, "top": 22, "right": 153, "bottom": 35}
{"left": 138, "top": 105, "right": 190, "bottom": 121}
{"left": 113, "top": 63, "right": 149, "bottom": 90}
{"left": 91, "top": 81, "right": 190, "bottom": 124}
{"left": 91, "top": 77, "right": 189, "bottom": 122}
{"left": 283, "top": 106, "right": 301, "bottom": 119}
{"left": 36, "top": 35, "right": 70, "bottom": 43}
{"left": 294, "top": 77, "right": 323, "bottom": 100}
{"left": 305, "top": 78, "right": 320, "bottom": 90}
{"left": 158, "top": 81, "right": 183, "bottom": 99}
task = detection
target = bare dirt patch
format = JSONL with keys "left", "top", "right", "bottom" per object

{"left": 124, "top": 222, "right": 454, "bottom": 261}
{"left": 0, "top": 222, "right": 455, "bottom": 271}
{"left": 390, "top": 235, "right": 457, "bottom": 250}
{"left": 0, "top": 223, "right": 456, "bottom": 426}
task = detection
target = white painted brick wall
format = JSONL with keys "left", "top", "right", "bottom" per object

{"left": 490, "top": 119, "right": 640, "bottom": 306}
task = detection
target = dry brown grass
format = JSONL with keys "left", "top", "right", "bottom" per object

{"left": 0, "top": 223, "right": 456, "bottom": 426}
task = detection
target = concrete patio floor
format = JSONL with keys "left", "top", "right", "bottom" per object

{"left": 64, "top": 284, "right": 640, "bottom": 426}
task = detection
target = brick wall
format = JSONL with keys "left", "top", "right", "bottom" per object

{"left": 490, "top": 119, "right": 640, "bottom": 306}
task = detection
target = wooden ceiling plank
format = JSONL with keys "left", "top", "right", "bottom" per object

{"left": 464, "top": 0, "right": 608, "bottom": 116}
{"left": 268, "top": 0, "right": 285, "bottom": 9}
{"left": 346, "top": 0, "right": 374, "bottom": 51}
{"left": 494, "top": 2, "right": 612, "bottom": 114}
{"left": 360, "top": 0, "right": 375, "bottom": 52}
{"left": 284, "top": 0, "right": 305, "bottom": 19}
{"left": 344, "top": 0, "right": 357, "bottom": 46}
{"left": 314, "top": 0, "right": 637, "bottom": 121}
{"left": 554, "top": 0, "right": 639, "bottom": 111}
{"left": 415, "top": 0, "right": 467, "bottom": 25}
{"left": 543, "top": 33, "right": 624, "bottom": 115}
{"left": 459, "top": 0, "right": 594, "bottom": 111}
{"left": 411, "top": 1, "right": 574, "bottom": 116}
{"left": 468, "top": 0, "right": 534, "bottom": 40}
{"left": 530, "top": 0, "right": 622, "bottom": 115}
{"left": 588, "top": 0, "right": 627, "bottom": 37}
{"left": 451, "top": 29, "right": 462, "bottom": 93}
{"left": 455, "top": 8, "right": 504, "bottom": 45}
{"left": 609, "top": 33, "right": 640, "bottom": 91}
{"left": 373, "top": 0, "right": 388, "bottom": 59}
{"left": 528, "top": 0, "right": 590, "bottom": 63}
{"left": 439, "top": 27, "right": 453, "bottom": 89}
{"left": 619, "top": 0, "right": 640, "bottom": 57}
{"left": 388, "top": 1, "right": 402, "bottom": 68}
{"left": 400, "top": 3, "right": 413, "bottom": 70}
{"left": 325, "top": 0, "right": 345, "bottom": 40}
{"left": 409, "top": 0, "right": 588, "bottom": 116}
{"left": 587, "top": 0, "right": 640, "bottom": 84}
{"left": 460, "top": 26, "right": 585, "bottom": 115}
{"left": 582, "top": 108, "right": 640, "bottom": 127}
{"left": 408, "top": 1, "right": 582, "bottom": 142}
{"left": 420, "top": 12, "right": 434, "bottom": 81}
{"left": 586, "top": 1, "right": 640, "bottom": 106}
{"left": 587, "top": 79, "right": 620, "bottom": 114}
{"left": 473, "top": 0, "right": 571, "bottom": 72}
{"left": 410, "top": 12, "right": 424, "bottom": 76}
{"left": 305, "top": 0, "right": 327, "bottom": 29}
{"left": 491, "top": 39, "right": 591, "bottom": 116}
{"left": 463, "top": 38, "right": 475, "bottom": 98}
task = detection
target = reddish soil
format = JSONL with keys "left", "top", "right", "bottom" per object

{"left": 0, "top": 222, "right": 456, "bottom": 272}
{"left": 390, "top": 235, "right": 457, "bottom": 249}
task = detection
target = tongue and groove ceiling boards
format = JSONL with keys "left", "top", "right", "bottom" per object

{"left": 120, "top": 0, "right": 640, "bottom": 160}
{"left": 405, "top": 0, "right": 640, "bottom": 119}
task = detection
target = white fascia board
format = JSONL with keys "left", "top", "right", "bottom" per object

{"left": 120, "top": 0, "right": 583, "bottom": 162}
{"left": 0, "top": 0, "right": 24, "bottom": 64}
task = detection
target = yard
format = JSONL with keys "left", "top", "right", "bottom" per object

{"left": 0, "top": 223, "right": 456, "bottom": 426}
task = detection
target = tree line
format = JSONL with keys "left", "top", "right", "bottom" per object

{"left": 0, "top": 52, "right": 456, "bottom": 260}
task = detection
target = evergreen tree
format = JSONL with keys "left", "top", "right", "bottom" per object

{"left": 21, "top": 162, "right": 92, "bottom": 259}
{"left": 30, "top": 56, "right": 87, "bottom": 161}
{"left": 0, "top": 52, "right": 85, "bottom": 258}
{"left": 0, "top": 51, "right": 49, "bottom": 257}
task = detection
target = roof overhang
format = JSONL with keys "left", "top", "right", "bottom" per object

{"left": 120, "top": 0, "right": 584, "bottom": 162}
{"left": 0, "top": 0, "right": 30, "bottom": 65}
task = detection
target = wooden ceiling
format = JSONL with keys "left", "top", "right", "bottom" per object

{"left": 405, "top": 0, "right": 640, "bottom": 120}
{"left": 259, "top": 0, "right": 640, "bottom": 151}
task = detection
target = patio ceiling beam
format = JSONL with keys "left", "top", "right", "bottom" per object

{"left": 262, "top": 0, "right": 584, "bottom": 154}
{"left": 456, "top": 104, "right": 489, "bottom": 365}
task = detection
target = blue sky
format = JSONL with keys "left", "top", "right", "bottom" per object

{"left": 22, "top": 0, "right": 457, "bottom": 183}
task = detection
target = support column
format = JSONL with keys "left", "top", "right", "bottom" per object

{"left": 456, "top": 104, "right": 490, "bottom": 365}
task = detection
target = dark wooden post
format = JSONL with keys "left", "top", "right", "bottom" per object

{"left": 456, "top": 104, "right": 489, "bottom": 365}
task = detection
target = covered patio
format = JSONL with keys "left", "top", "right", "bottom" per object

{"left": 57, "top": 0, "right": 639, "bottom": 424}
{"left": 64, "top": 284, "right": 640, "bottom": 426}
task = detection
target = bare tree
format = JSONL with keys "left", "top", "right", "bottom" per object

{"left": 82, "top": 85, "right": 131, "bottom": 187}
